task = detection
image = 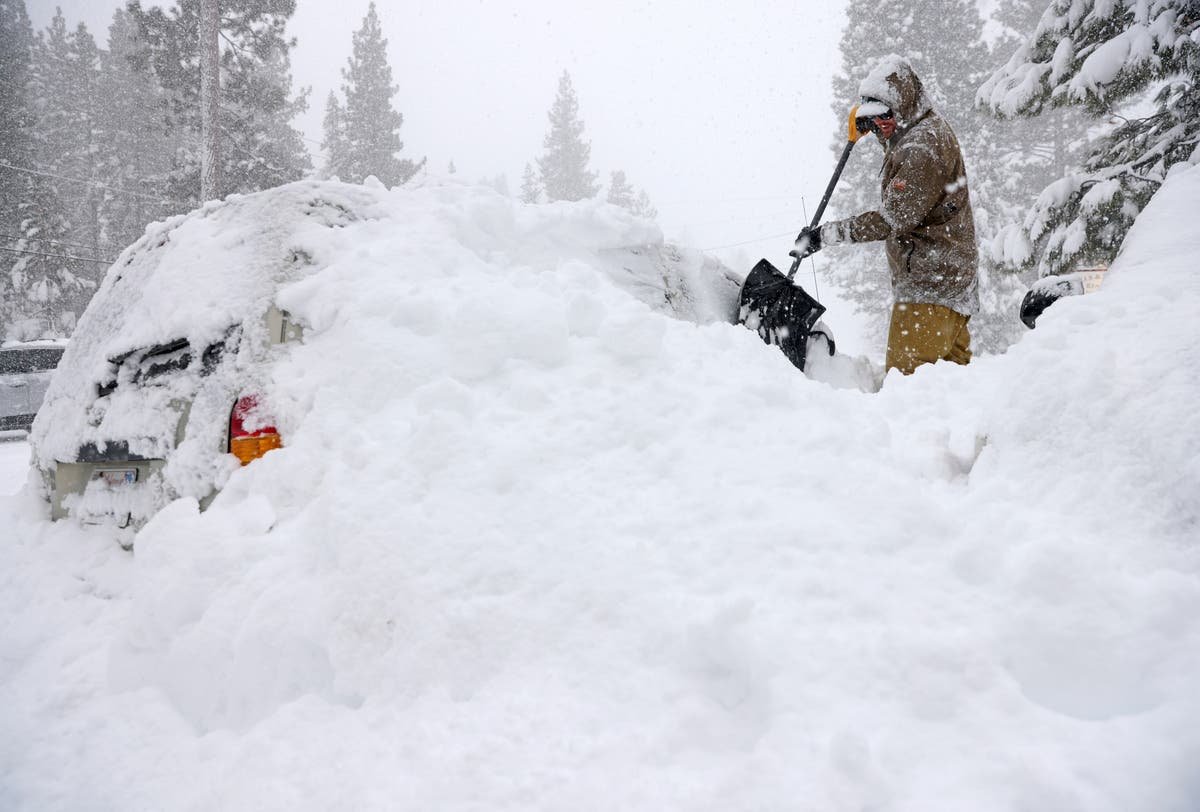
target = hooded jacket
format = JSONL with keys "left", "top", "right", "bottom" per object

{"left": 824, "top": 57, "right": 979, "bottom": 315}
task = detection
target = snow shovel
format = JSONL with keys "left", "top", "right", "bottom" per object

{"left": 737, "top": 108, "right": 869, "bottom": 371}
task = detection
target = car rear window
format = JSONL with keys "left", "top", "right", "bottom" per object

{"left": 97, "top": 328, "right": 238, "bottom": 397}
{"left": 0, "top": 347, "right": 65, "bottom": 375}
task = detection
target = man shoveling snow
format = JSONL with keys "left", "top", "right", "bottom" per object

{"left": 793, "top": 55, "right": 979, "bottom": 376}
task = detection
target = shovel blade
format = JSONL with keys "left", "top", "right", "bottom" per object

{"left": 737, "top": 259, "right": 826, "bottom": 371}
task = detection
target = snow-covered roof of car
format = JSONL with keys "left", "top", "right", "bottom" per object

{"left": 81, "top": 180, "right": 389, "bottom": 372}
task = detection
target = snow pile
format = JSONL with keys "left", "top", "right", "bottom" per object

{"left": 3, "top": 169, "right": 1200, "bottom": 810}
{"left": 29, "top": 177, "right": 741, "bottom": 518}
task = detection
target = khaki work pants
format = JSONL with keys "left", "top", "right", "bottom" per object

{"left": 885, "top": 302, "right": 972, "bottom": 375}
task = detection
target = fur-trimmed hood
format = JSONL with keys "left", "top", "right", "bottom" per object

{"left": 858, "top": 55, "right": 933, "bottom": 127}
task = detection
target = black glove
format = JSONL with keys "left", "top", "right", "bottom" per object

{"left": 789, "top": 225, "right": 822, "bottom": 260}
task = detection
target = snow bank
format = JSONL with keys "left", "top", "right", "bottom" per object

{"left": 2, "top": 169, "right": 1199, "bottom": 810}
{"left": 29, "top": 177, "right": 741, "bottom": 519}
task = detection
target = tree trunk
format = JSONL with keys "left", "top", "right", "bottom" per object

{"left": 199, "top": 0, "right": 220, "bottom": 201}
{"left": 1052, "top": 108, "right": 1067, "bottom": 177}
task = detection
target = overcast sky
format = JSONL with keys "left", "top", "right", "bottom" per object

{"left": 29, "top": 0, "right": 852, "bottom": 271}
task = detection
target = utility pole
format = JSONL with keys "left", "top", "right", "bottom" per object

{"left": 199, "top": 0, "right": 220, "bottom": 201}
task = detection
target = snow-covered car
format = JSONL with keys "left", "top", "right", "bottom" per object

{"left": 0, "top": 340, "right": 66, "bottom": 432}
{"left": 29, "top": 179, "right": 739, "bottom": 530}
{"left": 28, "top": 183, "right": 363, "bottom": 529}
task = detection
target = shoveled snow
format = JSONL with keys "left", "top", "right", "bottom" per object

{"left": 2, "top": 168, "right": 1199, "bottom": 810}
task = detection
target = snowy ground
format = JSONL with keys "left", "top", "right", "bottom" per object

{"left": 0, "top": 434, "right": 30, "bottom": 496}
{"left": 2, "top": 169, "right": 1199, "bottom": 811}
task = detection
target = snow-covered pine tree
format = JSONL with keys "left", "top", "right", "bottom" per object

{"left": 537, "top": 71, "right": 598, "bottom": 202}
{"left": 30, "top": 11, "right": 106, "bottom": 315}
{"left": 606, "top": 170, "right": 635, "bottom": 208}
{"left": 0, "top": 1, "right": 89, "bottom": 338}
{"left": 978, "top": 0, "right": 1199, "bottom": 277}
{"left": 130, "top": 0, "right": 312, "bottom": 208}
{"left": 320, "top": 91, "right": 348, "bottom": 179}
{"left": 520, "top": 162, "right": 541, "bottom": 203}
{"left": 0, "top": 0, "right": 37, "bottom": 250}
{"left": 326, "top": 2, "right": 422, "bottom": 186}
{"left": 96, "top": 6, "right": 176, "bottom": 252}
{"left": 828, "top": 0, "right": 992, "bottom": 352}
{"left": 958, "top": 0, "right": 1099, "bottom": 350}
{"left": 0, "top": 0, "right": 36, "bottom": 336}
{"left": 632, "top": 190, "right": 658, "bottom": 221}
{"left": 606, "top": 170, "right": 658, "bottom": 221}
{"left": 990, "top": 0, "right": 1088, "bottom": 185}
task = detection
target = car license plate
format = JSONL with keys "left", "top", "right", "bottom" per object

{"left": 93, "top": 468, "right": 137, "bottom": 486}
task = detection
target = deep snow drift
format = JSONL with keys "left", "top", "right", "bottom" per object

{"left": 26, "top": 178, "right": 745, "bottom": 528}
{"left": 2, "top": 170, "right": 1199, "bottom": 811}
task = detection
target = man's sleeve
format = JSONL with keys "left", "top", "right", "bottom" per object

{"left": 823, "top": 142, "right": 946, "bottom": 245}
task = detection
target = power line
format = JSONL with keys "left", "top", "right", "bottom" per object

{"left": 1, "top": 232, "right": 119, "bottom": 255}
{"left": 680, "top": 206, "right": 805, "bottom": 232}
{"left": 0, "top": 244, "right": 114, "bottom": 265}
{"left": 800, "top": 194, "right": 820, "bottom": 300}
{"left": 0, "top": 161, "right": 165, "bottom": 203}
{"left": 699, "top": 229, "right": 797, "bottom": 252}
{"left": 657, "top": 193, "right": 808, "bottom": 206}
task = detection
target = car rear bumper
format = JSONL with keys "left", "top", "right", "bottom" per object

{"left": 51, "top": 458, "right": 168, "bottom": 527}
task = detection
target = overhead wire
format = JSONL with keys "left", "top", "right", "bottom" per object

{"left": 1, "top": 232, "right": 119, "bottom": 255}
{"left": 0, "top": 161, "right": 165, "bottom": 203}
{"left": 699, "top": 230, "right": 797, "bottom": 251}
{"left": 0, "top": 244, "right": 115, "bottom": 265}
{"left": 800, "top": 194, "right": 820, "bottom": 299}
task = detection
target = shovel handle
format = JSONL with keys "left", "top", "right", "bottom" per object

{"left": 788, "top": 139, "right": 856, "bottom": 280}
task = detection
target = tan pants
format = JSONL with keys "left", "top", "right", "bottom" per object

{"left": 885, "top": 302, "right": 971, "bottom": 375}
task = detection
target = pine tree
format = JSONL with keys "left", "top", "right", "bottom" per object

{"left": 0, "top": 0, "right": 37, "bottom": 250}
{"left": 0, "top": 1, "right": 90, "bottom": 338}
{"left": 537, "top": 71, "right": 598, "bottom": 202}
{"left": 990, "top": 0, "right": 1087, "bottom": 184}
{"left": 96, "top": 7, "right": 176, "bottom": 251}
{"left": 320, "top": 91, "right": 348, "bottom": 179}
{"left": 632, "top": 190, "right": 658, "bottom": 221}
{"left": 0, "top": 0, "right": 37, "bottom": 337}
{"left": 31, "top": 11, "right": 106, "bottom": 311}
{"left": 131, "top": 0, "right": 312, "bottom": 208}
{"left": 979, "top": 0, "right": 1199, "bottom": 277}
{"left": 325, "top": 2, "right": 422, "bottom": 186}
{"left": 606, "top": 170, "right": 635, "bottom": 208}
{"left": 606, "top": 170, "right": 658, "bottom": 221}
{"left": 520, "top": 162, "right": 541, "bottom": 203}
{"left": 951, "top": 0, "right": 1100, "bottom": 351}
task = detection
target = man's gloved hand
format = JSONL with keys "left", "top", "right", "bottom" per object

{"left": 790, "top": 225, "right": 822, "bottom": 260}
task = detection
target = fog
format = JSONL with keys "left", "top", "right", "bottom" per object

{"left": 29, "top": 0, "right": 847, "bottom": 269}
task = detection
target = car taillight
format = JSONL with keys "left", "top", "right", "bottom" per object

{"left": 229, "top": 395, "right": 282, "bottom": 465}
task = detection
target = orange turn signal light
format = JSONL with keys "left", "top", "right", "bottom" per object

{"left": 230, "top": 432, "right": 282, "bottom": 466}
{"left": 229, "top": 395, "right": 282, "bottom": 465}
